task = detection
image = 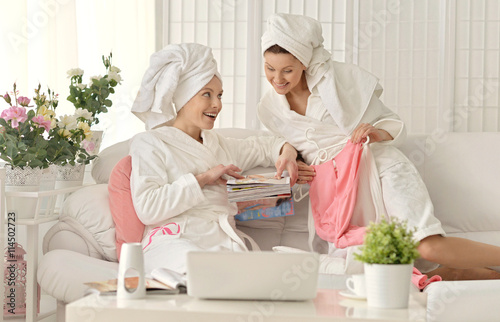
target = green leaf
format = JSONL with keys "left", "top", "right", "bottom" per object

{"left": 103, "top": 99, "right": 112, "bottom": 107}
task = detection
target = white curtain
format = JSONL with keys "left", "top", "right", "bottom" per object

{"left": 0, "top": 0, "right": 156, "bottom": 149}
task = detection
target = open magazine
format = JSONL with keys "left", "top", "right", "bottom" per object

{"left": 85, "top": 267, "right": 187, "bottom": 295}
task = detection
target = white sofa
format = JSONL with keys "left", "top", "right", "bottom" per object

{"left": 38, "top": 128, "right": 500, "bottom": 322}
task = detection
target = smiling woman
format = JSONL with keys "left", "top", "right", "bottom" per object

{"left": 127, "top": 43, "right": 298, "bottom": 275}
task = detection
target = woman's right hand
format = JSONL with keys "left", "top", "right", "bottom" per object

{"left": 297, "top": 161, "right": 315, "bottom": 184}
{"left": 196, "top": 164, "right": 244, "bottom": 188}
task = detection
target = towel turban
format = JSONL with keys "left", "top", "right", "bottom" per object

{"left": 132, "top": 43, "right": 222, "bottom": 130}
{"left": 261, "top": 13, "right": 329, "bottom": 69}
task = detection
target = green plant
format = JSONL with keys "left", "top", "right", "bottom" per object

{"left": 0, "top": 83, "right": 50, "bottom": 169}
{"left": 354, "top": 219, "right": 420, "bottom": 264}
{"left": 66, "top": 52, "right": 122, "bottom": 127}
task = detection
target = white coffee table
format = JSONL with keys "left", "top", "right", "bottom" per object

{"left": 66, "top": 289, "right": 427, "bottom": 321}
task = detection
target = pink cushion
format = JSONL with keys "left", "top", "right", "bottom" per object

{"left": 108, "top": 155, "right": 145, "bottom": 260}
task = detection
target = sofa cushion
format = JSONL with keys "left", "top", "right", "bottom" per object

{"left": 92, "top": 139, "right": 130, "bottom": 184}
{"left": 108, "top": 155, "right": 145, "bottom": 259}
{"left": 60, "top": 184, "right": 117, "bottom": 262}
{"left": 423, "top": 132, "right": 500, "bottom": 236}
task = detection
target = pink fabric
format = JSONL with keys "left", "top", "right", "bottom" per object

{"left": 412, "top": 267, "right": 442, "bottom": 290}
{"left": 309, "top": 141, "right": 366, "bottom": 248}
{"left": 108, "top": 155, "right": 145, "bottom": 260}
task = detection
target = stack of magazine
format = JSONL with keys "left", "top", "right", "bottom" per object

{"left": 227, "top": 173, "right": 290, "bottom": 202}
{"left": 227, "top": 173, "right": 294, "bottom": 221}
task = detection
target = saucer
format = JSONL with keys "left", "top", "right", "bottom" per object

{"left": 339, "top": 290, "right": 367, "bottom": 300}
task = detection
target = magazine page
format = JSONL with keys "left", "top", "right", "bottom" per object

{"left": 150, "top": 267, "right": 187, "bottom": 293}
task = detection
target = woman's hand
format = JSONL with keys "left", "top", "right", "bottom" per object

{"left": 297, "top": 161, "right": 316, "bottom": 184}
{"left": 196, "top": 164, "right": 244, "bottom": 188}
{"left": 275, "top": 143, "right": 298, "bottom": 186}
{"left": 351, "top": 123, "right": 393, "bottom": 144}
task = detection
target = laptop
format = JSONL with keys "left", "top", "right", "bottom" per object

{"left": 186, "top": 251, "right": 319, "bottom": 301}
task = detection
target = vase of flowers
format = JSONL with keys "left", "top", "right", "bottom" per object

{"left": 0, "top": 83, "right": 52, "bottom": 218}
{"left": 34, "top": 85, "right": 97, "bottom": 207}
{"left": 354, "top": 219, "right": 420, "bottom": 309}
{"left": 66, "top": 52, "right": 122, "bottom": 155}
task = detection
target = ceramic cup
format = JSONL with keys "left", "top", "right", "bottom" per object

{"left": 346, "top": 274, "right": 367, "bottom": 297}
{"left": 117, "top": 242, "right": 146, "bottom": 300}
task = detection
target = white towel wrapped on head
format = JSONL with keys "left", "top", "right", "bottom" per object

{"left": 132, "top": 43, "right": 222, "bottom": 130}
{"left": 261, "top": 13, "right": 330, "bottom": 70}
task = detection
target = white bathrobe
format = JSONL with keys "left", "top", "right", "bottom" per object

{"left": 258, "top": 76, "right": 445, "bottom": 273}
{"left": 129, "top": 126, "right": 285, "bottom": 274}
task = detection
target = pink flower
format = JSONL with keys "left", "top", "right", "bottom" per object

{"left": 82, "top": 139, "right": 96, "bottom": 153}
{"left": 17, "top": 96, "right": 31, "bottom": 107}
{"left": 1, "top": 106, "right": 27, "bottom": 128}
{"left": 32, "top": 115, "right": 51, "bottom": 132}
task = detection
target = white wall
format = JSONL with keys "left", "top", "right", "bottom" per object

{"left": 1, "top": 0, "right": 499, "bottom": 150}
{"left": 161, "top": 0, "right": 500, "bottom": 134}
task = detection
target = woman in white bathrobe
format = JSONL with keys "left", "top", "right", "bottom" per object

{"left": 129, "top": 43, "right": 298, "bottom": 274}
{"left": 257, "top": 13, "right": 500, "bottom": 280}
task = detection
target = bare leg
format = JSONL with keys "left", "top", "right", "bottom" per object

{"left": 418, "top": 235, "right": 500, "bottom": 269}
{"left": 426, "top": 266, "right": 500, "bottom": 281}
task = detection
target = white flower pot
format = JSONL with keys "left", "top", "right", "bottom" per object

{"left": 364, "top": 263, "right": 413, "bottom": 309}
{"left": 40, "top": 165, "right": 57, "bottom": 191}
{"left": 39, "top": 165, "right": 58, "bottom": 212}
{"left": 4, "top": 166, "right": 43, "bottom": 219}
{"left": 54, "top": 163, "right": 85, "bottom": 208}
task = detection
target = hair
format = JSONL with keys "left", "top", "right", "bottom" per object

{"left": 264, "top": 44, "right": 290, "bottom": 54}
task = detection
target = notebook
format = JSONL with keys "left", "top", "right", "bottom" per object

{"left": 186, "top": 251, "right": 319, "bottom": 301}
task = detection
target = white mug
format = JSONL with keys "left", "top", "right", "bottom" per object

{"left": 117, "top": 243, "right": 146, "bottom": 299}
{"left": 346, "top": 274, "right": 367, "bottom": 297}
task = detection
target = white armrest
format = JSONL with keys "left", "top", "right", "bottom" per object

{"left": 425, "top": 280, "right": 500, "bottom": 321}
{"left": 38, "top": 249, "right": 119, "bottom": 303}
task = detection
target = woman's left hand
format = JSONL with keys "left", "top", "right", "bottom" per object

{"left": 275, "top": 143, "right": 298, "bottom": 186}
{"left": 351, "top": 123, "right": 393, "bottom": 144}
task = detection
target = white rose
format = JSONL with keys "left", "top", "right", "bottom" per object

{"left": 67, "top": 68, "right": 84, "bottom": 78}
{"left": 76, "top": 83, "right": 87, "bottom": 90}
{"left": 75, "top": 108, "right": 94, "bottom": 121}
{"left": 110, "top": 66, "right": 121, "bottom": 73}
{"left": 58, "top": 114, "right": 78, "bottom": 130}
{"left": 107, "top": 71, "right": 122, "bottom": 84}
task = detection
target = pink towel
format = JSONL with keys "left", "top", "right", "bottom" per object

{"left": 309, "top": 141, "right": 365, "bottom": 248}
{"left": 412, "top": 267, "right": 442, "bottom": 290}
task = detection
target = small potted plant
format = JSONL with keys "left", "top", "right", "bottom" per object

{"left": 0, "top": 83, "right": 52, "bottom": 218}
{"left": 354, "top": 218, "right": 420, "bottom": 309}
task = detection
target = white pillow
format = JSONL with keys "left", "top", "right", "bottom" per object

{"left": 61, "top": 184, "right": 117, "bottom": 262}
{"left": 91, "top": 139, "right": 130, "bottom": 184}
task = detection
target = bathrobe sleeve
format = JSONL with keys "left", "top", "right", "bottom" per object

{"left": 357, "top": 92, "right": 407, "bottom": 147}
{"left": 129, "top": 132, "right": 206, "bottom": 225}
{"left": 216, "top": 133, "right": 286, "bottom": 172}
